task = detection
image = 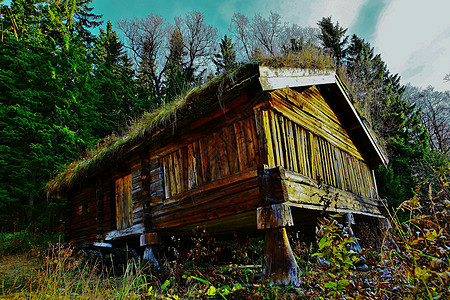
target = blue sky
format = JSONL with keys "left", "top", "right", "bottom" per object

{"left": 3, "top": 0, "right": 450, "bottom": 91}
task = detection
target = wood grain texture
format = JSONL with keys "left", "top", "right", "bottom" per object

{"left": 260, "top": 108, "right": 377, "bottom": 199}
{"left": 160, "top": 116, "right": 260, "bottom": 198}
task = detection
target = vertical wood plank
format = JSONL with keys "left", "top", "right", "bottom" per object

{"left": 262, "top": 110, "right": 276, "bottom": 168}
{"left": 325, "top": 141, "right": 337, "bottom": 187}
{"left": 115, "top": 178, "right": 123, "bottom": 230}
{"left": 287, "top": 119, "right": 299, "bottom": 173}
{"left": 273, "top": 112, "right": 285, "bottom": 168}
{"left": 235, "top": 120, "right": 248, "bottom": 171}
{"left": 162, "top": 157, "right": 170, "bottom": 200}
{"left": 206, "top": 133, "right": 218, "bottom": 181}
{"left": 332, "top": 146, "right": 343, "bottom": 190}
{"left": 193, "top": 141, "right": 203, "bottom": 186}
{"left": 304, "top": 130, "right": 317, "bottom": 180}
{"left": 245, "top": 117, "right": 258, "bottom": 167}
{"left": 179, "top": 147, "right": 188, "bottom": 193}
{"left": 216, "top": 130, "right": 230, "bottom": 178}
{"left": 199, "top": 137, "right": 210, "bottom": 183}
{"left": 223, "top": 125, "right": 237, "bottom": 174}
{"left": 279, "top": 115, "right": 290, "bottom": 170}
{"left": 168, "top": 153, "right": 176, "bottom": 197}
{"left": 124, "top": 174, "right": 133, "bottom": 228}
{"left": 300, "top": 127, "right": 310, "bottom": 178}
{"left": 313, "top": 135, "right": 323, "bottom": 182}
{"left": 294, "top": 124, "right": 303, "bottom": 174}
{"left": 187, "top": 143, "right": 195, "bottom": 190}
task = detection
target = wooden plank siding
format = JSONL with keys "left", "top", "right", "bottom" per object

{"left": 261, "top": 86, "right": 378, "bottom": 200}
{"left": 115, "top": 174, "right": 133, "bottom": 230}
{"left": 161, "top": 116, "right": 260, "bottom": 198}
{"left": 68, "top": 177, "right": 116, "bottom": 243}
{"left": 152, "top": 167, "right": 260, "bottom": 231}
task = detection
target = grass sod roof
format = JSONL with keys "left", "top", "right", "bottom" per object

{"left": 46, "top": 50, "right": 340, "bottom": 196}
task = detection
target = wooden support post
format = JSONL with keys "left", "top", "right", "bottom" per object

{"left": 257, "top": 203, "right": 300, "bottom": 286}
{"left": 140, "top": 233, "right": 160, "bottom": 268}
{"left": 344, "top": 213, "right": 368, "bottom": 271}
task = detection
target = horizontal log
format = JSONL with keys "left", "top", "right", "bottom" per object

{"left": 152, "top": 167, "right": 259, "bottom": 219}
{"left": 105, "top": 223, "right": 144, "bottom": 241}
{"left": 282, "top": 170, "right": 382, "bottom": 216}
{"left": 153, "top": 187, "right": 261, "bottom": 229}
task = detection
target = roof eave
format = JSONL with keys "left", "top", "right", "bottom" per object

{"left": 258, "top": 66, "right": 389, "bottom": 169}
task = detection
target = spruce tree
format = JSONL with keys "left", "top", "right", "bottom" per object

{"left": 0, "top": 0, "right": 102, "bottom": 224}
{"left": 317, "top": 16, "right": 348, "bottom": 64}
{"left": 164, "top": 29, "right": 194, "bottom": 102}
{"left": 94, "top": 20, "right": 141, "bottom": 137}
{"left": 213, "top": 35, "right": 237, "bottom": 74}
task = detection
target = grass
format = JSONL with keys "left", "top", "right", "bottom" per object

{"left": 15, "top": 179, "right": 450, "bottom": 298}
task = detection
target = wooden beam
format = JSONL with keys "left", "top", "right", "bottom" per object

{"left": 105, "top": 223, "right": 144, "bottom": 241}
{"left": 259, "top": 67, "right": 335, "bottom": 91}
{"left": 257, "top": 203, "right": 294, "bottom": 230}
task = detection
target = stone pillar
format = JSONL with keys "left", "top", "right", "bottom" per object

{"left": 257, "top": 203, "right": 300, "bottom": 286}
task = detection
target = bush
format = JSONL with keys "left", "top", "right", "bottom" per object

{"left": 0, "top": 227, "right": 61, "bottom": 257}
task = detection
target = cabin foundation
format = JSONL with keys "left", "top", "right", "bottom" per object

{"left": 257, "top": 203, "right": 300, "bottom": 286}
{"left": 140, "top": 233, "right": 160, "bottom": 267}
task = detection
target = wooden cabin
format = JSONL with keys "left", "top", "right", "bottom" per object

{"left": 47, "top": 63, "right": 388, "bottom": 286}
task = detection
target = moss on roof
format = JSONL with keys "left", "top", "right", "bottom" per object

{"left": 46, "top": 49, "right": 341, "bottom": 196}
{"left": 261, "top": 47, "right": 336, "bottom": 70}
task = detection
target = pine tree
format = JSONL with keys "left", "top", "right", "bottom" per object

{"left": 344, "top": 33, "right": 431, "bottom": 211}
{"left": 317, "top": 16, "right": 348, "bottom": 64}
{"left": 164, "top": 29, "right": 195, "bottom": 102}
{"left": 213, "top": 35, "right": 237, "bottom": 74}
{"left": 94, "top": 20, "right": 142, "bottom": 137}
{"left": 0, "top": 0, "right": 102, "bottom": 223}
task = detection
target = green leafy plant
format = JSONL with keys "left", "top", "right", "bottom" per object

{"left": 313, "top": 215, "right": 359, "bottom": 299}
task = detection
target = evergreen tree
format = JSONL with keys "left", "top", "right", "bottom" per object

{"left": 0, "top": 0, "right": 102, "bottom": 224}
{"left": 164, "top": 29, "right": 195, "bottom": 102}
{"left": 213, "top": 35, "right": 237, "bottom": 74}
{"left": 317, "top": 16, "right": 348, "bottom": 64}
{"left": 94, "top": 20, "right": 142, "bottom": 137}
{"left": 343, "top": 33, "right": 431, "bottom": 210}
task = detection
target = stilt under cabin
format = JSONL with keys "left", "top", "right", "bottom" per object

{"left": 47, "top": 62, "right": 388, "bottom": 286}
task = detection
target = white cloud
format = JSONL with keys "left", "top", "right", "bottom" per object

{"left": 308, "top": 0, "right": 368, "bottom": 28}
{"left": 374, "top": 0, "right": 450, "bottom": 91}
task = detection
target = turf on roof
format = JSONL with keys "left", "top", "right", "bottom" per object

{"left": 46, "top": 63, "right": 259, "bottom": 196}
{"left": 46, "top": 50, "right": 339, "bottom": 196}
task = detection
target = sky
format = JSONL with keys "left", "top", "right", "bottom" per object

{"left": 3, "top": 0, "right": 450, "bottom": 91}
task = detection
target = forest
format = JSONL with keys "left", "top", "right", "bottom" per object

{"left": 0, "top": 0, "right": 449, "bottom": 298}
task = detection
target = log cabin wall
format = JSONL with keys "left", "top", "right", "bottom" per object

{"left": 160, "top": 115, "right": 260, "bottom": 199}
{"left": 149, "top": 92, "right": 265, "bottom": 232}
{"left": 66, "top": 174, "right": 115, "bottom": 243}
{"left": 261, "top": 86, "right": 378, "bottom": 200}
{"left": 67, "top": 184, "right": 98, "bottom": 243}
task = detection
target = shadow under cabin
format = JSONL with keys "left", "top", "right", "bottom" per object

{"left": 47, "top": 62, "right": 389, "bottom": 286}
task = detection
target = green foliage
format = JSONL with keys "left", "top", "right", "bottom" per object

{"left": 313, "top": 216, "right": 358, "bottom": 299}
{"left": 0, "top": 1, "right": 148, "bottom": 224}
{"left": 213, "top": 35, "right": 237, "bottom": 74}
{"left": 317, "top": 16, "right": 348, "bottom": 64}
{"left": 0, "top": 227, "right": 60, "bottom": 257}
{"left": 319, "top": 21, "right": 436, "bottom": 212}
{"left": 164, "top": 28, "right": 199, "bottom": 102}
